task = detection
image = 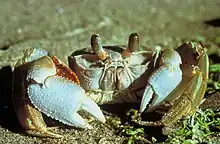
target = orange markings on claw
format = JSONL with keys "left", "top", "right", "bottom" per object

{"left": 51, "top": 56, "right": 80, "bottom": 84}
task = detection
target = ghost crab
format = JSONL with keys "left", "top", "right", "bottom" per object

{"left": 68, "top": 33, "right": 167, "bottom": 104}
{"left": 68, "top": 33, "right": 209, "bottom": 126}
{"left": 13, "top": 48, "right": 106, "bottom": 138}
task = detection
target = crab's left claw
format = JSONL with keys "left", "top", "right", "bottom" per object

{"left": 139, "top": 48, "right": 182, "bottom": 113}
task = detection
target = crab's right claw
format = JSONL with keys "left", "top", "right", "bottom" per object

{"left": 28, "top": 75, "right": 106, "bottom": 129}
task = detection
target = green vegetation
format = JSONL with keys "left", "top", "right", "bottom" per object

{"left": 120, "top": 126, "right": 148, "bottom": 144}
{"left": 166, "top": 63, "right": 220, "bottom": 143}
{"left": 166, "top": 109, "right": 220, "bottom": 143}
{"left": 207, "top": 64, "right": 220, "bottom": 93}
{"left": 119, "top": 63, "right": 220, "bottom": 144}
{"left": 210, "top": 64, "right": 220, "bottom": 73}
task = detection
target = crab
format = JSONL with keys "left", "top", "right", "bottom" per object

{"left": 68, "top": 33, "right": 209, "bottom": 126}
{"left": 68, "top": 33, "right": 182, "bottom": 107}
{"left": 12, "top": 48, "right": 106, "bottom": 138}
{"left": 68, "top": 33, "right": 161, "bottom": 104}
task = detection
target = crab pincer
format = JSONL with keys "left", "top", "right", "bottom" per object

{"left": 139, "top": 48, "right": 183, "bottom": 113}
{"left": 13, "top": 48, "right": 105, "bottom": 138}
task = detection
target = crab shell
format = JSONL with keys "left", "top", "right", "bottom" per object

{"left": 13, "top": 48, "right": 105, "bottom": 138}
{"left": 68, "top": 34, "right": 159, "bottom": 104}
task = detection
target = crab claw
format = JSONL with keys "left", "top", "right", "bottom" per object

{"left": 26, "top": 56, "right": 106, "bottom": 129}
{"left": 139, "top": 48, "right": 182, "bottom": 113}
{"left": 28, "top": 75, "right": 105, "bottom": 129}
{"left": 13, "top": 48, "right": 105, "bottom": 138}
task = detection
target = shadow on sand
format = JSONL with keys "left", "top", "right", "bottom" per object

{"left": 0, "top": 66, "right": 22, "bottom": 132}
{"left": 204, "top": 17, "right": 220, "bottom": 27}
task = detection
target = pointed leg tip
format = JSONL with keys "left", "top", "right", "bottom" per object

{"left": 44, "top": 130, "right": 64, "bottom": 138}
{"left": 53, "top": 134, "right": 64, "bottom": 139}
{"left": 27, "top": 129, "right": 64, "bottom": 139}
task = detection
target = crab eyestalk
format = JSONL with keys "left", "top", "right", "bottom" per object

{"left": 128, "top": 33, "right": 140, "bottom": 52}
{"left": 91, "top": 34, "right": 108, "bottom": 60}
{"left": 122, "top": 33, "right": 140, "bottom": 57}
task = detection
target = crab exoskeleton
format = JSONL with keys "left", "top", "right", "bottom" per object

{"left": 68, "top": 33, "right": 209, "bottom": 126}
{"left": 12, "top": 48, "right": 106, "bottom": 138}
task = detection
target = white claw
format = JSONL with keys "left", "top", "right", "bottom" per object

{"left": 27, "top": 75, "right": 105, "bottom": 129}
{"left": 139, "top": 85, "right": 154, "bottom": 113}
{"left": 81, "top": 97, "right": 106, "bottom": 123}
{"left": 140, "top": 66, "right": 182, "bottom": 113}
{"left": 140, "top": 49, "right": 182, "bottom": 113}
{"left": 71, "top": 113, "right": 92, "bottom": 129}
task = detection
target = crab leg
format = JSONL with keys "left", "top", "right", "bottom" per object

{"left": 22, "top": 103, "right": 64, "bottom": 138}
{"left": 139, "top": 49, "right": 182, "bottom": 113}
{"left": 161, "top": 67, "right": 203, "bottom": 125}
{"left": 191, "top": 46, "right": 209, "bottom": 111}
{"left": 91, "top": 34, "right": 108, "bottom": 60}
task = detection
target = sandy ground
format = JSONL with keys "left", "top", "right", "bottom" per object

{"left": 0, "top": 0, "right": 220, "bottom": 143}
